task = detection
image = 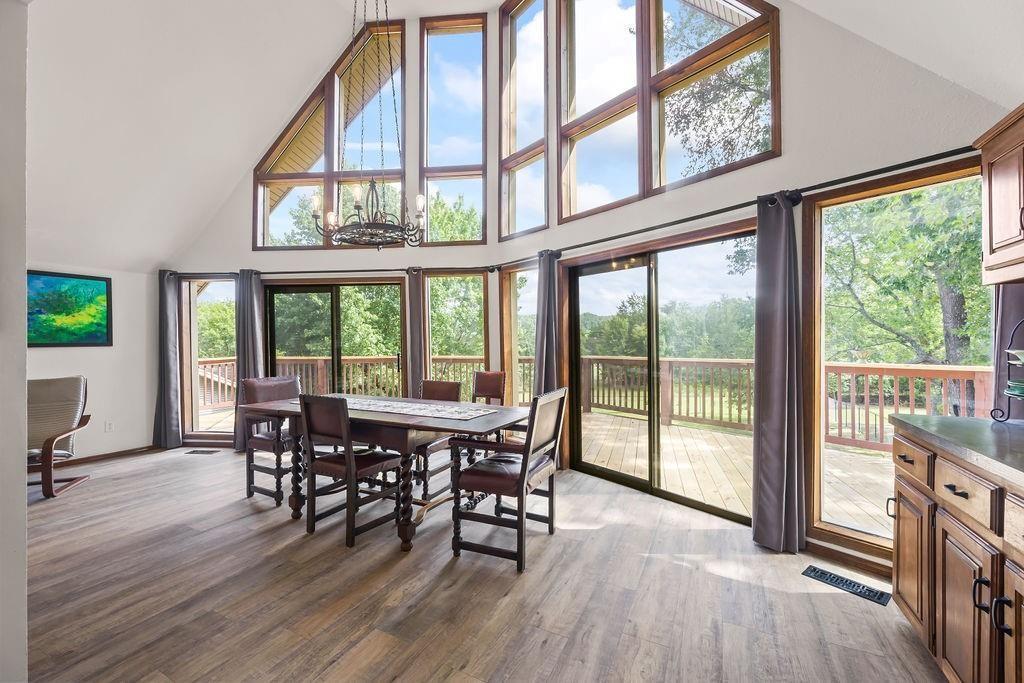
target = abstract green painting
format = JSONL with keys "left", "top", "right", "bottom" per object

{"left": 27, "top": 271, "right": 112, "bottom": 347}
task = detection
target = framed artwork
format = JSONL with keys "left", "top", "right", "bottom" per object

{"left": 27, "top": 270, "right": 113, "bottom": 347}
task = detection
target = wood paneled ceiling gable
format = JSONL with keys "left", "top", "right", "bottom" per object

{"left": 258, "top": 21, "right": 403, "bottom": 213}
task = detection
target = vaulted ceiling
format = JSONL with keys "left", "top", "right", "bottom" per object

{"left": 24, "top": 0, "right": 1022, "bottom": 272}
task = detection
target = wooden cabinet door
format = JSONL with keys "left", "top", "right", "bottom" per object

{"left": 982, "top": 138, "right": 1024, "bottom": 283}
{"left": 1001, "top": 561, "right": 1024, "bottom": 682}
{"left": 892, "top": 476, "right": 935, "bottom": 650}
{"left": 935, "top": 509, "right": 999, "bottom": 683}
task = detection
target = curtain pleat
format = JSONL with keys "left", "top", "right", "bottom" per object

{"left": 533, "top": 250, "right": 560, "bottom": 396}
{"left": 751, "top": 192, "right": 806, "bottom": 553}
{"left": 406, "top": 268, "right": 426, "bottom": 398}
{"left": 153, "top": 270, "right": 182, "bottom": 448}
{"left": 234, "top": 269, "right": 265, "bottom": 450}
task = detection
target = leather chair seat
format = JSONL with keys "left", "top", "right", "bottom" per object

{"left": 248, "top": 426, "right": 294, "bottom": 451}
{"left": 311, "top": 449, "right": 402, "bottom": 480}
{"left": 458, "top": 452, "right": 555, "bottom": 497}
{"left": 27, "top": 449, "right": 74, "bottom": 464}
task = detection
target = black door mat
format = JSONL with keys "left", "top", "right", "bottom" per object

{"left": 802, "top": 565, "right": 891, "bottom": 606}
{"left": 185, "top": 449, "right": 219, "bottom": 455}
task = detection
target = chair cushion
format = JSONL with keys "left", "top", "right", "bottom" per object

{"left": 247, "top": 426, "right": 294, "bottom": 452}
{"left": 311, "top": 449, "right": 403, "bottom": 479}
{"left": 27, "top": 449, "right": 74, "bottom": 464}
{"left": 457, "top": 452, "right": 554, "bottom": 497}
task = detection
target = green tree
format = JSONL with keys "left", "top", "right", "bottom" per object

{"left": 196, "top": 301, "right": 236, "bottom": 358}
{"left": 429, "top": 275, "right": 485, "bottom": 357}
{"left": 427, "top": 190, "right": 482, "bottom": 242}
{"left": 661, "top": 7, "right": 771, "bottom": 179}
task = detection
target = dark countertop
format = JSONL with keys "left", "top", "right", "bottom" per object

{"left": 890, "top": 414, "right": 1024, "bottom": 488}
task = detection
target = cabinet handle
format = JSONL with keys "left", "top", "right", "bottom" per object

{"left": 1019, "top": 205, "right": 1024, "bottom": 231}
{"left": 973, "top": 577, "right": 991, "bottom": 614}
{"left": 885, "top": 497, "right": 896, "bottom": 519}
{"left": 897, "top": 453, "right": 915, "bottom": 465}
{"left": 992, "top": 596, "right": 1014, "bottom": 636}
{"left": 943, "top": 483, "right": 969, "bottom": 499}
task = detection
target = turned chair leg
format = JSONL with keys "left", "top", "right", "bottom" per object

{"left": 422, "top": 452, "right": 431, "bottom": 500}
{"left": 394, "top": 467, "right": 402, "bottom": 522}
{"left": 245, "top": 448, "right": 255, "bottom": 498}
{"left": 548, "top": 474, "right": 555, "bottom": 534}
{"left": 495, "top": 494, "right": 503, "bottom": 517}
{"left": 451, "top": 446, "right": 462, "bottom": 558}
{"left": 274, "top": 450, "right": 284, "bottom": 506}
{"left": 516, "top": 493, "right": 527, "bottom": 572}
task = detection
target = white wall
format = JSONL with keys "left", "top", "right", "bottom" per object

{"left": 26, "top": 267, "right": 157, "bottom": 457}
{"left": 0, "top": 0, "right": 28, "bottom": 677}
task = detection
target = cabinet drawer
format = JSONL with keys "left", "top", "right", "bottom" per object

{"left": 892, "top": 435, "right": 933, "bottom": 488}
{"left": 933, "top": 457, "right": 1002, "bottom": 533}
{"left": 1004, "top": 492, "right": 1024, "bottom": 548}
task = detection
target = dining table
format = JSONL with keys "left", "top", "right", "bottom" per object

{"left": 240, "top": 393, "right": 530, "bottom": 551}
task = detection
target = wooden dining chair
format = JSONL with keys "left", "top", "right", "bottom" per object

{"left": 414, "top": 379, "right": 463, "bottom": 501}
{"left": 298, "top": 394, "right": 403, "bottom": 546}
{"left": 448, "top": 387, "right": 567, "bottom": 572}
{"left": 471, "top": 371, "right": 505, "bottom": 405}
{"left": 240, "top": 376, "right": 300, "bottom": 505}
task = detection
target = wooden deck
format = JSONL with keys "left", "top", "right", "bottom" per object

{"left": 581, "top": 411, "right": 894, "bottom": 537}
{"left": 195, "top": 406, "right": 235, "bottom": 432}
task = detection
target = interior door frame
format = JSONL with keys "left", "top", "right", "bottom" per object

{"left": 264, "top": 276, "right": 410, "bottom": 397}
{"left": 558, "top": 217, "right": 757, "bottom": 524}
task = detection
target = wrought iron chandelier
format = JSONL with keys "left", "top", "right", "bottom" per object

{"left": 311, "top": 0, "right": 424, "bottom": 249}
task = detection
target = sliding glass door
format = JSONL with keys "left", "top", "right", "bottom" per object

{"left": 266, "top": 281, "right": 406, "bottom": 397}
{"left": 569, "top": 230, "right": 756, "bottom": 522}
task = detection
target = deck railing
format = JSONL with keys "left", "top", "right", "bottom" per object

{"left": 198, "top": 355, "right": 993, "bottom": 452}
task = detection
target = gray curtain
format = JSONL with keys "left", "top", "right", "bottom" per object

{"left": 233, "top": 269, "right": 265, "bottom": 450}
{"left": 993, "top": 284, "right": 1024, "bottom": 420}
{"left": 533, "top": 250, "right": 560, "bottom": 396}
{"left": 406, "top": 268, "right": 426, "bottom": 397}
{"left": 153, "top": 270, "right": 182, "bottom": 448}
{"left": 752, "top": 191, "right": 805, "bottom": 553}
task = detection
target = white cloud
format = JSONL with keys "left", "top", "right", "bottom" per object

{"left": 513, "top": 159, "right": 546, "bottom": 230}
{"left": 427, "top": 135, "right": 482, "bottom": 165}
{"left": 571, "top": 0, "right": 637, "bottom": 114}
{"left": 576, "top": 181, "right": 616, "bottom": 213}
{"left": 512, "top": 3, "right": 545, "bottom": 144}
{"left": 435, "top": 56, "right": 483, "bottom": 112}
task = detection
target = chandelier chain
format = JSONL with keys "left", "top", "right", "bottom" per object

{"left": 358, "top": 0, "right": 368, "bottom": 178}
{"left": 338, "top": 0, "right": 358, "bottom": 178}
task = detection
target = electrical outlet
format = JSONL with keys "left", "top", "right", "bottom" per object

{"left": 104, "top": 421, "right": 114, "bottom": 433}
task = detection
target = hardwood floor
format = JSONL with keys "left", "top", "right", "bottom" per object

{"left": 28, "top": 448, "right": 940, "bottom": 682}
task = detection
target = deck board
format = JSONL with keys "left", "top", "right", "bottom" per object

{"left": 580, "top": 410, "right": 893, "bottom": 537}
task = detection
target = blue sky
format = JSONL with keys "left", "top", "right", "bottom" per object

{"left": 578, "top": 238, "right": 756, "bottom": 316}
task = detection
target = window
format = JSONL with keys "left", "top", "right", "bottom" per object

{"left": 804, "top": 160, "right": 990, "bottom": 551}
{"left": 559, "top": 0, "right": 778, "bottom": 220}
{"left": 254, "top": 22, "right": 405, "bottom": 249}
{"left": 421, "top": 16, "right": 487, "bottom": 244}
{"left": 425, "top": 272, "right": 489, "bottom": 401}
{"left": 501, "top": 267, "right": 538, "bottom": 405}
{"left": 180, "top": 279, "right": 236, "bottom": 436}
{"left": 500, "top": 0, "right": 548, "bottom": 238}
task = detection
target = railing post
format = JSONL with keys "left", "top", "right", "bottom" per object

{"left": 974, "top": 369, "right": 993, "bottom": 416}
{"left": 581, "top": 357, "right": 592, "bottom": 413}
{"left": 659, "top": 359, "right": 673, "bottom": 426}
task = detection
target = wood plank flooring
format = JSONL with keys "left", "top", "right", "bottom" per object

{"left": 581, "top": 411, "right": 895, "bottom": 536}
{"left": 28, "top": 449, "right": 939, "bottom": 682}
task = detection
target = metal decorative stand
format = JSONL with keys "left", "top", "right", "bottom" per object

{"left": 992, "top": 318, "right": 1024, "bottom": 422}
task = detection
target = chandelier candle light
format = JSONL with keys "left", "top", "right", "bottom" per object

{"left": 310, "top": 0, "right": 425, "bottom": 248}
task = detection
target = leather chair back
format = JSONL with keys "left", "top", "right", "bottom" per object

{"left": 472, "top": 371, "right": 506, "bottom": 405}
{"left": 298, "top": 394, "right": 353, "bottom": 452}
{"left": 421, "top": 380, "right": 461, "bottom": 402}
{"left": 241, "top": 376, "right": 301, "bottom": 405}
{"left": 521, "top": 387, "right": 567, "bottom": 476}
{"left": 28, "top": 376, "right": 87, "bottom": 453}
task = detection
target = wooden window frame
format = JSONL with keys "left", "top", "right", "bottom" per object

{"left": 422, "top": 270, "right": 492, "bottom": 384}
{"left": 499, "top": 0, "right": 550, "bottom": 241}
{"left": 499, "top": 261, "right": 540, "bottom": 405}
{"left": 263, "top": 276, "right": 411, "bottom": 398}
{"left": 419, "top": 15, "right": 488, "bottom": 247}
{"left": 556, "top": 0, "right": 780, "bottom": 223}
{"left": 800, "top": 155, "right": 983, "bottom": 562}
{"left": 252, "top": 21, "right": 407, "bottom": 251}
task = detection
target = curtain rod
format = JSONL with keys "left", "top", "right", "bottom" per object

{"left": 261, "top": 145, "right": 978, "bottom": 276}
